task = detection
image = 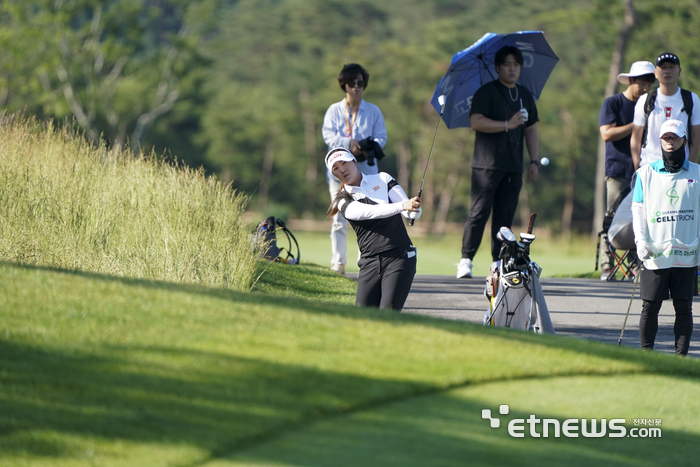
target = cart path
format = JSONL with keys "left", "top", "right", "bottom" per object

{"left": 399, "top": 275, "right": 700, "bottom": 358}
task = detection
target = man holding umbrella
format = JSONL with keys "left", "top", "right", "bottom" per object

{"left": 457, "top": 45, "right": 540, "bottom": 278}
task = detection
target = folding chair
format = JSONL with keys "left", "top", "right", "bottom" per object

{"left": 595, "top": 190, "right": 637, "bottom": 281}
{"left": 605, "top": 222, "right": 637, "bottom": 281}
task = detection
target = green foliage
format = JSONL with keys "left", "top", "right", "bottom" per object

{"left": 195, "top": 0, "right": 631, "bottom": 226}
{"left": 0, "top": 115, "right": 259, "bottom": 290}
{"left": 6, "top": 0, "right": 700, "bottom": 231}
{"left": 0, "top": 0, "right": 204, "bottom": 152}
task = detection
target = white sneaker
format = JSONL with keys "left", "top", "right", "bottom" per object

{"left": 331, "top": 263, "right": 345, "bottom": 275}
{"left": 456, "top": 258, "right": 473, "bottom": 279}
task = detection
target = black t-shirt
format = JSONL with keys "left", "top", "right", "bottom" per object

{"left": 598, "top": 92, "right": 636, "bottom": 179}
{"left": 470, "top": 80, "right": 539, "bottom": 172}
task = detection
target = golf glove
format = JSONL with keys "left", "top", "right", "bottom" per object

{"left": 407, "top": 207, "right": 422, "bottom": 220}
{"left": 636, "top": 241, "right": 653, "bottom": 260}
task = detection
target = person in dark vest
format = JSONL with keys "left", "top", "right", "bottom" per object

{"left": 326, "top": 148, "right": 419, "bottom": 311}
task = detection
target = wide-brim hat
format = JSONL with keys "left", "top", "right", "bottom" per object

{"left": 617, "top": 61, "right": 655, "bottom": 84}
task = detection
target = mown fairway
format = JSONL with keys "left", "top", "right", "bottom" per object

{"left": 291, "top": 229, "right": 599, "bottom": 277}
{"left": 2, "top": 261, "right": 699, "bottom": 466}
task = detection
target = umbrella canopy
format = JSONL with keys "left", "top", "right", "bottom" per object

{"left": 432, "top": 31, "right": 559, "bottom": 129}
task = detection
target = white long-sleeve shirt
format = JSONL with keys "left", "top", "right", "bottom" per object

{"left": 340, "top": 173, "right": 417, "bottom": 220}
{"left": 337, "top": 173, "right": 419, "bottom": 257}
{"left": 322, "top": 98, "right": 387, "bottom": 150}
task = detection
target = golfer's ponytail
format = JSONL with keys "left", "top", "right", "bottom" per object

{"left": 327, "top": 183, "right": 347, "bottom": 217}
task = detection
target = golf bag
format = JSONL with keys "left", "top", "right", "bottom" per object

{"left": 253, "top": 217, "right": 300, "bottom": 264}
{"left": 483, "top": 218, "right": 555, "bottom": 334}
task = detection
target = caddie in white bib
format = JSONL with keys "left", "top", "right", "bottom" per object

{"left": 635, "top": 164, "right": 700, "bottom": 269}
{"left": 631, "top": 116, "right": 698, "bottom": 355}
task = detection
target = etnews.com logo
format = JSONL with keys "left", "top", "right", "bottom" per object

{"left": 482, "top": 405, "right": 661, "bottom": 438}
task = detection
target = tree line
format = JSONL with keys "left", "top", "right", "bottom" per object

{"left": 2, "top": 0, "right": 699, "bottom": 234}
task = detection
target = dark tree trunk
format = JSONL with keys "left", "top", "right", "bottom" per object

{"left": 258, "top": 125, "right": 278, "bottom": 211}
{"left": 299, "top": 88, "right": 318, "bottom": 218}
{"left": 593, "top": 0, "right": 636, "bottom": 237}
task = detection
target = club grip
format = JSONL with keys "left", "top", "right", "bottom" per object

{"left": 408, "top": 189, "right": 423, "bottom": 227}
{"left": 527, "top": 213, "right": 537, "bottom": 234}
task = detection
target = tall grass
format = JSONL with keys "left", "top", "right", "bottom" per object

{"left": 0, "top": 115, "right": 259, "bottom": 290}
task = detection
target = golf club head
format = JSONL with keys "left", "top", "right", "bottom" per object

{"left": 520, "top": 233, "right": 536, "bottom": 244}
{"left": 497, "top": 226, "right": 516, "bottom": 243}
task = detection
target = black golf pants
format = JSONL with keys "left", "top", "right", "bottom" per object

{"left": 640, "top": 299, "right": 693, "bottom": 355}
{"left": 356, "top": 247, "right": 416, "bottom": 311}
{"left": 639, "top": 267, "right": 695, "bottom": 355}
{"left": 462, "top": 169, "right": 522, "bottom": 261}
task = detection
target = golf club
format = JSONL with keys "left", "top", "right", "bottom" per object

{"left": 409, "top": 94, "right": 446, "bottom": 227}
{"left": 527, "top": 212, "right": 537, "bottom": 234}
{"left": 618, "top": 267, "right": 642, "bottom": 345}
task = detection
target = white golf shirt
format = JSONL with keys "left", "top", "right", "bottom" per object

{"left": 633, "top": 89, "right": 700, "bottom": 167}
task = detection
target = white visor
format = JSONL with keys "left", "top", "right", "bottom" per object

{"left": 325, "top": 148, "right": 356, "bottom": 171}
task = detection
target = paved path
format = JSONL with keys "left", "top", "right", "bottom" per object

{"left": 400, "top": 275, "right": 700, "bottom": 358}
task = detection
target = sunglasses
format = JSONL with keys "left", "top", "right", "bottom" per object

{"left": 346, "top": 79, "right": 365, "bottom": 88}
{"left": 660, "top": 134, "right": 683, "bottom": 142}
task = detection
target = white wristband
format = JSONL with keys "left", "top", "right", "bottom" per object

{"left": 504, "top": 120, "right": 508, "bottom": 132}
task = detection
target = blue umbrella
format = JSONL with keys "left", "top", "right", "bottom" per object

{"left": 432, "top": 31, "right": 559, "bottom": 129}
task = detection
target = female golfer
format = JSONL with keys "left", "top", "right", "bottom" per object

{"left": 322, "top": 63, "right": 388, "bottom": 276}
{"left": 326, "top": 147, "right": 420, "bottom": 311}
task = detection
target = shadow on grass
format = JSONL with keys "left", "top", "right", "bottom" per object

{"left": 4, "top": 339, "right": 697, "bottom": 466}
{"left": 221, "top": 387, "right": 700, "bottom": 467}
{"left": 4, "top": 260, "right": 700, "bottom": 465}
{"left": 250, "top": 260, "right": 357, "bottom": 303}
{"left": 0, "top": 338, "right": 434, "bottom": 460}
{"left": 4, "top": 261, "right": 700, "bottom": 382}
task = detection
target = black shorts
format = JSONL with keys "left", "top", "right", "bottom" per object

{"left": 640, "top": 266, "right": 697, "bottom": 302}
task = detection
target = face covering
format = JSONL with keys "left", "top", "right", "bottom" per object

{"left": 662, "top": 143, "right": 686, "bottom": 173}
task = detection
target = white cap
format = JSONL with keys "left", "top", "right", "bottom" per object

{"left": 617, "top": 61, "right": 655, "bottom": 84}
{"left": 325, "top": 148, "right": 356, "bottom": 171}
{"left": 659, "top": 119, "right": 686, "bottom": 139}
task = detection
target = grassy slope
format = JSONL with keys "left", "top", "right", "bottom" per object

{"left": 0, "top": 118, "right": 258, "bottom": 291}
{"left": 1, "top": 262, "right": 699, "bottom": 466}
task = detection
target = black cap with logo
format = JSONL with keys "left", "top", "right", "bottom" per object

{"left": 656, "top": 53, "right": 680, "bottom": 66}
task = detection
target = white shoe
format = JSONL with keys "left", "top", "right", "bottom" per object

{"left": 331, "top": 263, "right": 346, "bottom": 275}
{"left": 456, "top": 258, "right": 473, "bottom": 279}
